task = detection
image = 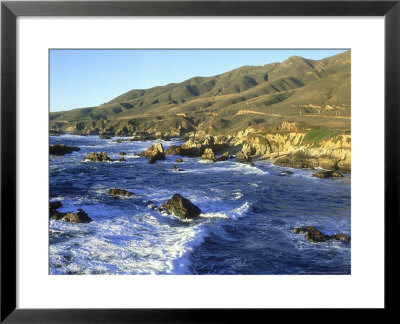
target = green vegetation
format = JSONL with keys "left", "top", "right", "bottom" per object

{"left": 303, "top": 129, "right": 335, "bottom": 145}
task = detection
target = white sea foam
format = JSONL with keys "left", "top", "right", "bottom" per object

{"left": 233, "top": 192, "right": 243, "bottom": 200}
{"left": 183, "top": 162, "right": 268, "bottom": 176}
{"left": 201, "top": 202, "right": 250, "bottom": 220}
{"left": 123, "top": 154, "right": 140, "bottom": 159}
{"left": 49, "top": 212, "right": 208, "bottom": 275}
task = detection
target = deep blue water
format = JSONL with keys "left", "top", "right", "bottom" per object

{"left": 49, "top": 135, "right": 351, "bottom": 275}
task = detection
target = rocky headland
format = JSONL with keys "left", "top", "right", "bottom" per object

{"left": 130, "top": 124, "right": 351, "bottom": 173}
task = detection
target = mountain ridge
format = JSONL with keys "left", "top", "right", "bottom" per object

{"left": 50, "top": 50, "right": 350, "bottom": 137}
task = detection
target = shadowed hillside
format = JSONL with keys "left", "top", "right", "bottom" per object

{"left": 50, "top": 50, "right": 350, "bottom": 137}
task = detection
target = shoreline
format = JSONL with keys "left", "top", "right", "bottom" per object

{"left": 50, "top": 128, "right": 351, "bottom": 173}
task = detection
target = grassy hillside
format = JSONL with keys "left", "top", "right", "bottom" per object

{"left": 50, "top": 50, "right": 351, "bottom": 136}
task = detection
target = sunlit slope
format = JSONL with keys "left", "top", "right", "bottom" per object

{"left": 50, "top": 50, "right": 350, "bottom": 134}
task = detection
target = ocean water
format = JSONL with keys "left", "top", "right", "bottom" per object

{"left": 49, "top": 135, "right": 351, "bottom": 275}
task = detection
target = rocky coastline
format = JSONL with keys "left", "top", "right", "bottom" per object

{"left": 50, "top": 119, "right": 350, "bottom": 172}
{"left": 50, "top": 125, "right": 351, "bottom": 243}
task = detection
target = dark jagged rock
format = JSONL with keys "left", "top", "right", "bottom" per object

{"left": 203, "top": 136, "right": 215, "bottom": 147}
{"left": 175, "top": 158, "right": 183, "bottom": 163}
{"left": 49, "top": 201, "right": 64, "bottom": 220}
{"left": 49, "top": 202, "right": 92, "bottom": 223}
{"left": 108, "top": 188, "right": 134, "bottom": 197}
{"left": 62, "top": 209, "right": 92, "bottom": 223}
{"left": 49, "top": 130, "right": 65, "bottom": 136}
{"left": 331, "top": 233, "right": 351, "bottom": 242}
{"left": 147, "top": 204, "right": 158, "bottom": 210}
{"left": 83, "top": 152, "right": 112, "bottom": 162}
{"left": 279, "top": 170, "right": 293, "bottom": 176}
{"left": 147, "top": 156, "right": 156, "bottom": 164}
{"left": 235, "top": 151, "right": 254, "bottom": 166}
{"left": 216, "top": 152, "right": 229, "bottom": 162}
{"left": 117, "top": 157, "right": 125, "bottom": 162}
{"left": 179, "top": 145, "right": 204, "bottom": 157}
{"left": 50, "top": 209, "right": 64, "bottom": 220}
{"left": 161, "top": 193, "right": 201, "bottom": 219}
{"left": 172, "top": 165, "right": 183, "bottom": 172}
{"left": 88, "top": 129, "right": 99, "bottom": 135}
{"left": 313, "top": 170, "right": 343, "bottom": 179}
{"left": 50, "top": 144, "right": 80, "bottom": 156}
{"left": 293, "top": 226, "right": 350, "bottom": 243}
{"left": 213, "top": 143, "right": 230, "bottom": 154}
{"left": 305, "top": 227, "right": 329, "bottom": 242}
{"left": 118, "top": 151, "right": 126, "bottom": 156}
{"left": 50, "top": 200, "right": 62, "bottom": 210}
{"left": 293, "top": 226, "right": 329, "bottom": 242}
{"left": 139, "top": 143, "right": 166, "bottom": 164}
{"left": 293, "top": 227, "right": 306, "bottom": 234}
{"left": 165, "top": 145, "right": 181, "bottom": 156}
{"left": 201, "top": 148, "right": 216, "bottom": 162}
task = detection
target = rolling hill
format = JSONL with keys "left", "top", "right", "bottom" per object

{"left": 49, "top": 50, "right": 351, "bottom": 137}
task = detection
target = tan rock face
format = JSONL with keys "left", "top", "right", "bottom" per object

{"left": 305, "top": 147, "right": 351, "bottom": 172}
{"left": 83, "top": 152, "right": 112, "bottom": 162}
{"left": 233, "top": 128, "right": 351, "bottom": 171}
{"left": 108, "top": 188, "right": 134, "bottom": 196}
{"left": 235, "top": 151, "right": 254, "bottom": 166}
{"left": 139, "top": 143, "right": 166, "bottom": 163}
{"left": 320, "top": 135, "right": 351, "bottom": 150}
{"left": 278, "top": 121, "right": 298, "bottom": 131}
{"left": 201, "top": 148, "right": 216, "bottom": 162}
{"left": 139, "top": 143, "right": 165, "bottom": 157}
{"left": 62, "top": 210, "right": 92, "bottom": 223}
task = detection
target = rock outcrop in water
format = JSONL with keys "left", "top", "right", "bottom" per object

{"left": 139, "top": 143, "right": 166, "bottom": 164}
{"left": 83, "top": 152, "right": 112, "bottom": 162}
{"left": 165, "top": 145, "right": 181, "bottom": 156}
{"left": 50, "top": 144, "right": 80, "bottom": 156}
{"left": 161, "top": 193, "right": 201, "bottom": 219}
{"left": 178, "top": 135, "right": 230, "bottom": 157}
{"left": 279, "top": 170, "right": 293, "bottom": 176}
{"left": 313, "top": 170, "right": 343, "bottom": 179}
{"left": 201, "top": 148, "right": 216, "bottom": 162}
{"left": 235, "top": 151, "right": 254, "bottom": 166}
{"left": 50, "top": 200, "right": 64, "bottom": 219}
{"left": 172, "top": 165, "right": 184, "bottom": 172}
{"left": 175, "top": 158, "right": 183, "bottom": 163}
{"left": 293, "top": 226, "right": 350, "bottom": 243}
{"left": 62, "top": 209, "right": 92, "bottom": 223}
{"left": 108, "top": 188, "right": 134, "bottom": 197}
{"left": 49, "top": 202, "right": 92, "bottom": 223}
{"left": 330, "top": 233, "right": 351, "bottom": 242}
{"left": 216, "top": 152, "right": 229, "bottom": 162}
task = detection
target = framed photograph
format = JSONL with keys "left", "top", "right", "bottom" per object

{"left": 1, "top": 0, "right": 399, "bottom": 322}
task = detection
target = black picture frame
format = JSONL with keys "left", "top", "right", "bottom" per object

{"left": 1, "top": 0, "right": 399, "bottom": 322}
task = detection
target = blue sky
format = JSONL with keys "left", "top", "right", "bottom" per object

{"left": 50, "top": 49, "right": 347, "bottom": 112}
